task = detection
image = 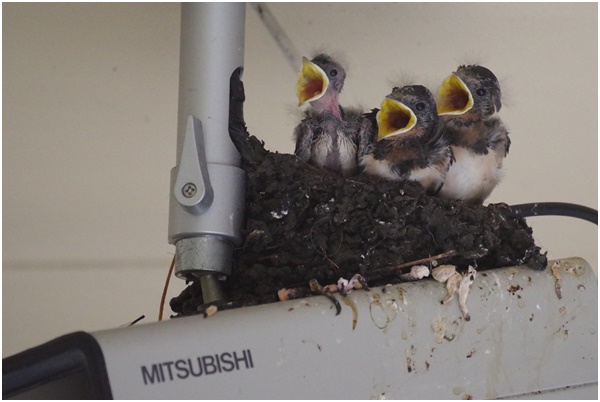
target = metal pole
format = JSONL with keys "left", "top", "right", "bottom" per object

{"left": 168, "top": 3, "right": 246, "bottom": 303}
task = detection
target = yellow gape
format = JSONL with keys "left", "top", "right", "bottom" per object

{"left": 376, "top": 97, "right": 417, "bottom": 140}
{"left": 296, "top": 57, "right": 329, "bottom": 106}
{"left": 436, "top": 73, "right": 474, "bottom": 115}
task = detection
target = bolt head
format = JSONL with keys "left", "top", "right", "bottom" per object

{"left": 182, "top": 182, "right": 197, "bottom": 198}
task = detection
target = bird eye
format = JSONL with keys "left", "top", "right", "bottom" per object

{"left": 476, "top": 88, "right": 487, "bottom": 96}
{"left": 415, "top": 102, "right": 426, "bottom": 111}
{"left": 329, "top": 69, "right": 338, "bottom": 77}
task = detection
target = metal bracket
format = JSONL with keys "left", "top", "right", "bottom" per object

{"left": 173, "top": 115, "right": 214, "bottom": 213}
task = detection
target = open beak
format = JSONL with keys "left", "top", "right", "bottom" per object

{"left": 376, "top": 97, "right": 417, "bottom": 140}
{"left": 436, "top": 73, "right": 473, "bottom": 115}
{"left": 296, "top": 57, "right": 329, "bottom": 106}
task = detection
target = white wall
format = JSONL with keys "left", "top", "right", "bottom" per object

{"left": 3, "top": 3, "right": 597, "bottom": 357}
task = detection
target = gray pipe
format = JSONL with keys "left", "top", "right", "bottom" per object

{"left": 168, "top": 3, "right": 246, "bottom": 303}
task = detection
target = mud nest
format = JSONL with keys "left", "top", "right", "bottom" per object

{"left": 170, "top": 70, "right": 546, "bottom": 317}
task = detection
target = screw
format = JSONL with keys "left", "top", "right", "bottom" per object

{"left": 182, "top": 182, "right": 197, "bottom": 198}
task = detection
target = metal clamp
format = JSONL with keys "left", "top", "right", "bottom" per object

{"left": 173, "top": 115, "right": 214, "bottom": 213}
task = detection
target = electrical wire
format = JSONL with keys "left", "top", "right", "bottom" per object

{"left": 159, "top": 255, "right": 176, "bottom": 321}
{"left": 508, "top": 202, "right": 597, "bottom": 225}
{"left": 252, "top": 3, "right": 302, "bottom": 72}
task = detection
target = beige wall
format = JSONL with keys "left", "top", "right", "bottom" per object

{"left": 3, "top": 3, "right": 597, "bottom": 357}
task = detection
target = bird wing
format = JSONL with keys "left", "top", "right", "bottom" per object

{"left": 293, "top": 117, "right": 316, "bottom": 162}
{"left": 357, "top": 109, "right": 378, "bottom": 159}
{"left": 485, "top": 117, "right": 511, "bottom": 157}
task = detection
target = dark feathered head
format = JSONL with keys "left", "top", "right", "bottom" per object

{"left": 436, "top": 64, "right": 502, "bottom": 118}
{"left": 377, "top": 85, "right": 439, "bottom": 141}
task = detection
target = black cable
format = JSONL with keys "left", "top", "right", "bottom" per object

{"left": 508, "top": 202, "right": 598, "bottom": 225}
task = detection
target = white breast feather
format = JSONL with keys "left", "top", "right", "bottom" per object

{"left": 409, "top": 166, "right": 446, "bottom": 193}
{"left": 311, "top": 135, "right": 333, "bottom": 168}
{"left": 360, "top": 154, "right": 399, "bottom": 180}
{"left": 338, "top": 130, "right": 358, "bottom": 174}
{"left": 440, "top": 146, "right": 504, "bottom": 202}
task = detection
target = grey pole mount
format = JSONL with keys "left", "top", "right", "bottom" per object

{"left": 168, "top": 3, "right": 246, "bottom": 303}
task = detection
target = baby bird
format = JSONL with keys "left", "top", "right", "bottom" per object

{"left": 435, "top": 64, "right": 511, "bottom": 204}
{"left": 359, "top": 85, "right": 453, "bottom": 195}
{"left": 294, "top": 54, "right": 363, "bottom": 177}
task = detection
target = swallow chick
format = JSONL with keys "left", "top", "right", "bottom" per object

{"left": 435, "top": 65, "right": 511, "bottom": 204}
{"left": 359, "top": 85, "right": 453, "bottom": 195}
{"left": 294, "top": 54, "right": 363, "bottom": 177}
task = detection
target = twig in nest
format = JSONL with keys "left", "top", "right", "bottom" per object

{"left": 308, "top": 218, "right": 344, "bottom": 273}
{"left": 387, "top": 250, "right": 457, "bottom": 271}
{"left": 321, "top": 246, "right": 340, "bottom": 272}
{"left": 159, "top": 255, "right": 176, "bottom": 321}
{"left": 121, "top": 315, "right": 145, "bottom": 327}
{"left": 242, "top": 229, "right": 265, "bottom": 250}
